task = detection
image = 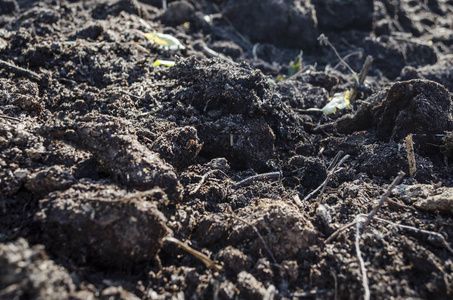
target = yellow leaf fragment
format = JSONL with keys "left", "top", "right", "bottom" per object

{"left": 321, "top": 90, "right": 350, "bottom": 115}
{"left": 153, "top": 59, "right": 176, "bottom": 67}
{"left": 144, "top": 32, "right": 185, "bottom": 50}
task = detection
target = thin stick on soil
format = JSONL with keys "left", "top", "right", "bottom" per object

{"left": 370, "top": 216, "right": 453, "bottom": 255}
{"left": 363, "top": 171, "right": 405, "bottom": 228}
{"left": 349, "top": 56, "right": 373, "bottom": 102}
{"left": 355, "top": 217, "right": 371, "bottom": 300}
{"left": 325, "top": 172, "right": 405, "bottom": 243}
{"left": 318, "top": 34, "right": 356, "bottom": 76}
{"left": 405, "top": 134, "right": 417, "bottom": 177}
{"left": 189, "top": 169, "right": 228, "bottom": 195}
{"left": 324, "top": 220, "right": 356, "bottom": 244}
{"left": 230, "top": 215, "right": 278, "bottom": 264}
{"left": 0, "top": 114, "right": 20, "bottom": 122}
{"left": 0, "top": 58, "right": 42, "bottom": 81}
{"left": 163, "top": 236, "right": 223, "bottom": 272}
{"left": 234, "top": 172, "right": 282, "bottom": 189}
{"left": 332, "top": 51, "right": 363, "bottom": 71}
{"left": 330, "top": 269, "right": 339, "bottom": 300}
{"left": 303, "top": 152, "right": 350, "bottom": 202}
{"left": 357, "top": 56, "right": 373, "bottom": 86}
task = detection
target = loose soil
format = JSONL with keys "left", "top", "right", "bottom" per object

{"left": 1, "top": 0, "right": 453, "bottom": 299}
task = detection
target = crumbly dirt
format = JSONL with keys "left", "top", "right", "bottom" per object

{"left": 1, "top": 0, "right": 453, "bottom": 299}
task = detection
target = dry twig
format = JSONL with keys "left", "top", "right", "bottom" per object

{"left": 0, "top": 58, "right": 42, "bottom": 81}
{"left": 230, "top": 215, "right": 277, "bottom": 264}
{"left": 355, "top": 217, "right": 371, "bottom": 300}
{"left": 324, "top": 220, "right": 356, "bottom": 244}
{"left": 234, "top": 172, "right": 282, "bottom": 189}
{"left": 163, "top": 236, "right": 223, "bottom": 272}
{"left": 325, "top": 171, "right": 405, "bottom": 243}
{"left": 318, "top": 34, "right": 356, "bottom": 75}
{"left": 371, "top": 216, "right": 453, "bottom": 255}
{"left": 349, "top": 56, "right": 373, "bottom": 102}
{"left": 405, "top": 134, "right": 416, "bottom": 177}
{"left": 0, "top": 114, "right": 20, "bottom": 122}
{"left": 189, "top": 169, "right": 228, "bottom": 195}
{"left": 303, "top": 152, "right": 349, "bottom": 202}
{"left": 363, "top": 171, "right": 405, "bottom": 228}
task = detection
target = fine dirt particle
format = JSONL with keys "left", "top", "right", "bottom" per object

{"left": 0, "top": 78, "right": 43, "bottom": 114}
{"left": 150, "top": 126, "right": 202, "bottom": 170}
{"left": 217, "top": 246, "right": 252, "bottom": 274}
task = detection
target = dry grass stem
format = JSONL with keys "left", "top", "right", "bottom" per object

{"left": 349, "top": 56, "right": 373, "bottom": 102}
{"left": 405, "top": 134, "right": 417, "bottom": 177}
{"left": 189, "top": 170, "right": 227, "bottom": 195}
{"left": 318, "top": 34, "right": 356, "bottom": 76}
{"left": 230, "top": 215, "right": 278, "bottom": 264}
{"left": 0, "top": 58, "right": 42, "bottom": 81}
{"left": 325, "top": 220, "right": 356, "bottom": 244}
{"left": 163, "top": 237, "right": 223, "bottom": 272}
{"left": 355, "top": 217, "right": 371, "bottom": 300}
{"left": 370, "top": 216, "right": 453, "bottom": 255}
{"left": 234, "top": 172, "right": 282, "bottom": 189}
{"left": 303, "top": 152, "right": 350, "bottom": 202}
{"left": 0, "top": 114, "right": 20, "bottom": 122}
{"left": 363, "top": 171, "right": 405, "bottom": 227}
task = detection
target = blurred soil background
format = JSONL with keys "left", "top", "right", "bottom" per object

{"left": 1, "top": 0, "right": 453, "bottom": 299}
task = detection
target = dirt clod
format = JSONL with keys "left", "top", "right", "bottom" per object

{"left": 36, "top": 182, "right": 171, "bottom": 268}
{"left": 0, "top": 238, "right": 75, "bottom": 299}
{"left": 375, "top": 79, "right": 453, "bottom": 141}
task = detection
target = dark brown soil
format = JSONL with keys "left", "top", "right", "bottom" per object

{"left": 1, "top": 0, "right": 453, "bottom": 299}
